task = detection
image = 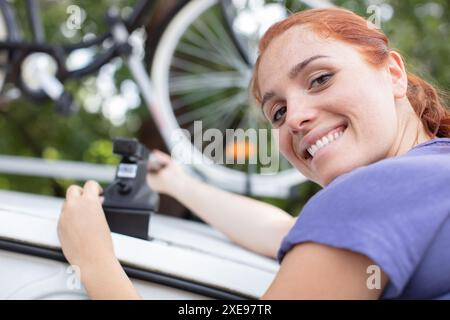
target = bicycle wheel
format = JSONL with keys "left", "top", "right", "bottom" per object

{"left": 151, "top": 0, "right": 333, "bottom": 198}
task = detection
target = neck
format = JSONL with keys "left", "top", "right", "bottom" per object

{"left": 388, "top": 99, "right": 435, "bottom": 158}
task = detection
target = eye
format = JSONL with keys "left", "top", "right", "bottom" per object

{"left": 310, "top": 73, "right": 333, "bottom": 89}
{"left": 272, "top": 106, "right": 287, "bottom": 123}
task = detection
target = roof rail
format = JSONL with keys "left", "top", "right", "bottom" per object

{"left": 0, "top": 155, "right": 115, "bottom": 181}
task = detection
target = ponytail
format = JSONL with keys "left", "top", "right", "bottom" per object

{"left": 407, "top": 73, "right": 450, "bottom": 138}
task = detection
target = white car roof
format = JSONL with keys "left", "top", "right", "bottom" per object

{"left": 0, "top": 190, "right": 278, "bottom": 298}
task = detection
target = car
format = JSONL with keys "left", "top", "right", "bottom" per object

{"left": 0, "top": 189, "right": 278, "bottom": 300}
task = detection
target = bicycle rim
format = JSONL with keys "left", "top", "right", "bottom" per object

{"left": 151, "top": 0, "right": 332, "bottom": 198}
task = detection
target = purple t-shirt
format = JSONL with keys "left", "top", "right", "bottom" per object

{"left": 278, "top": 137, "right": 450, "bottom": 299}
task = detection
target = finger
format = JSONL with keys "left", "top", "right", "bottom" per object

{"left": 156, "top": 150, "right": 182, "bottom": 167}
{"left": 148, "top": 153, "right": 168, "bottom": 173}
{"left": 83, "top": 180, "right": 103, "bottom": 198}
{"left": 153, "top": 149, "right": 172, "bottom": 161}
{"left": 66, "top": 185, "right": 82, "bottom": 200}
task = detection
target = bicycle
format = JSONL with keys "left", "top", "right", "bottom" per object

{"left": 0, "top": 0, "right": 332, "bottom": 198}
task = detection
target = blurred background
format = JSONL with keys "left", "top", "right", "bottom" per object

{"left": 0, "top": 0, "right": 448, "bottom": 218}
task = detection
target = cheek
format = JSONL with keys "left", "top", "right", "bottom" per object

{"left": 278, "top": 128, "right": 294, "bottom": 160}
{"left": 352, "top": 84, "right": 398, "bottom": 143}
{"left": 335, "top": 87, "right": 399, "bottom": 166}
{"left": 329, "top": 71, "right": 397, "bottom": 139}
{"left": 278, "top": 128, "right": 312, "bottom": 175}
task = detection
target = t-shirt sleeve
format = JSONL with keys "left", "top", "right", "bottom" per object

{"left": 277, "top": 156, "right": 450, "bottom": 299}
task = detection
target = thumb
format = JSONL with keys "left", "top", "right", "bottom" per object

{"left": 153, "top": 149, "right": 172, "bottom": 162}
{"left": 148, "top": 152, "right": 168, "bottom": 172}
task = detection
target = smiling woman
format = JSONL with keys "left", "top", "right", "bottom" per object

{"left": 251, "top": 7, "right": 450, "bottom": 299}
{"left": 57, "top": 7, "right": 450, "bottom": 300}
{"left": 252, "top": 7, "right": 450, "bottom": 187}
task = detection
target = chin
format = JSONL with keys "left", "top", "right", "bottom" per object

{"left": 316, "top": 161, "right": 359, "bottom": 187}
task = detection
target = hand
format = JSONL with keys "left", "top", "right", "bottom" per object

{"left": 57, "top": 180, "right": 115, "bottom": 269}
{"left": 146, "top": 149, "right": 190, "bottom": 196}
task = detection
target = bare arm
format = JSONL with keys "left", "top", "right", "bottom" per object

{"left": 80, "top": 256, "right": 140, "bottom": 300}
{"left": 58, "top": 181, "right": 141, "bottom": 299}
{"left": 147, "top": 150, "right": 295, "bottom": 258}
{"left": 262, "top": 242, "right": 389, "bottom": 299}
{"left": 57, "top": 181, "right": 387, "bottom": 300}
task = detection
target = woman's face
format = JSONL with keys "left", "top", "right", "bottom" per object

{"left": 258, "top": 26, "right": 402, "bottom": 186}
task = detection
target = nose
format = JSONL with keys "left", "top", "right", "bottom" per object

{"left": 285, "top": 99, "right": 318, "bottom": 135}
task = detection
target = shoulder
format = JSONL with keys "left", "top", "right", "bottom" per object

{"left": 277, "top": 142, "right": 450, "bottom": 298}
{"left": 314, "top": 147, "right": 450, "bottom": 208}
{"left": 296, "top": 149, "right": 450, "bottom": 230}
{"left": 279, "top": 144, "right": 450, "bottom": 262}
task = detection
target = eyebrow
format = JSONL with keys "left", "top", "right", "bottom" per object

{"left": 260, "top": 92, "right": 275, "bottom": 111}
{"left": 260, "top": 55, "right": 330, "bottom": 109}
{"left": 288, "top": 55, "right": 330, "bottom": 79}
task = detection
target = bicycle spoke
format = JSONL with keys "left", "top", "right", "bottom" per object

{"left": 180, "top": 29, "right": 226, "bottom": 63}
{"left": 171, "top": 56, "right": 211, "bottom": 74}
{"left": 182, "top": 24, "right": 230, "bottom": 61}
{"left": 218, "top": 110, "right": 245, "bottom": 133}
{"left": 171, "top": 88, "right": 226, "bottom": 110}
{"left": 202, "top": 16, "right": 246, "bottom": 69}
{"left": 169, "top": 71, "right": 247, "bottom": 94}
{"left": 175, "top": 41, "right": 233, "bottom": 69}
{"left": 186, "top": 9, "right": 247, "bottom": 71}
{"left": 177, "top": 90, "right": 247, "bottom": 126}
{"left": 177, "top": 101, "right": 230, "bottom": 126}
{"left": 186, "top": 102, "right": 246, "bottom": 145}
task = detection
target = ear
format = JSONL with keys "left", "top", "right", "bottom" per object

{"left": 386, "top": 51, "right": 408, "bottom": 99}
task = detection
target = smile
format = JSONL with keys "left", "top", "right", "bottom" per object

{"left": 307, "top": 126, "right": 346, "bottom": 158}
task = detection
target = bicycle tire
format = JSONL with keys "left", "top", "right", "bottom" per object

{"left": 151, "top": 0, "right": 333, "bottom": 198}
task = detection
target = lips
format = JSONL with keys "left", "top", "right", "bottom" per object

{"left": 297, "top": 122, "right": 348, "bottom": 160}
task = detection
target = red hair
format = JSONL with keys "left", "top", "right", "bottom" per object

{"left": 251, "top": 7, "right": 450, "bottom": 138}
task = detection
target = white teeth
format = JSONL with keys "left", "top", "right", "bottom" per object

{"left": 306, "top": 129, "right": 344, "bottom": 158}
{"left": 316, "top": 140, "right": 324, "bottom": 148}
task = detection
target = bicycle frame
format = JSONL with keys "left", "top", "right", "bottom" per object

{"left": 0, "top": 0, "right": 155, "bottom": 81}
{"left": 0, "top": 0, "right": 248, "bottom": 93}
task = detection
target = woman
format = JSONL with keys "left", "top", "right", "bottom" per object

{"left": 58, "top": 7, "right": 450, "bottom": 299}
